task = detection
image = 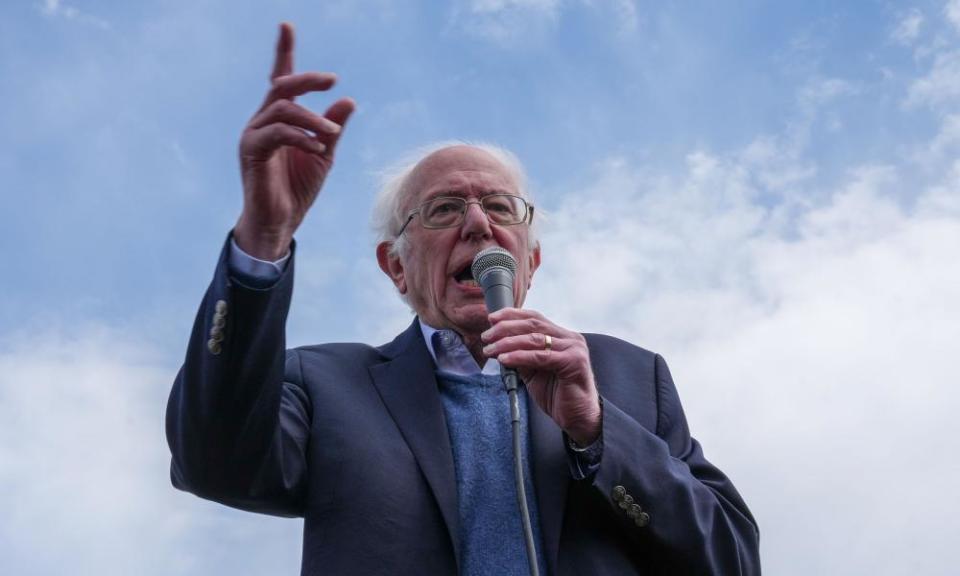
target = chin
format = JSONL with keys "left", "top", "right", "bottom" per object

{"left": 449, "top": 307, "right": 491, "bottom": 336}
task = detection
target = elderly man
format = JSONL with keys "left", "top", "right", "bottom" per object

{"left": 166, "top": 23, "right": 759, "bottom": 576}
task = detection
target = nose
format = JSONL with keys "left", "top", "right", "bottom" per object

{"left": 460, "top": 200, "right": 492, "bottom": 240}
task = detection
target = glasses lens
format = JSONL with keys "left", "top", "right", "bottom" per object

{"left": 422, "top": 197, "right": 465, "bottom": 227}
{"left": 482, "top": 195, "right": 526, "bottom": 224}
{"left": 418, "top": 195, "right": 528, "bottom": 228}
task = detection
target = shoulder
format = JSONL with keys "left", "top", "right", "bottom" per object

{"left": 285, "top": 342, "right": 387, "bottom": 374}
{"left": 583, "top": 333, "right": 659, "bottom": 372}
{"left": 282, "top": 321, "right": 424, "bottom": 382}
{"left": 582, "top": 333, "right": 665, "bottom": 424}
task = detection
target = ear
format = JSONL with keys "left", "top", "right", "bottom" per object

{"left": 376, "top": 241, "right": 407, "bottom": 294}
{"left": 525, "top": 241, "right": 541, "bottom": 289}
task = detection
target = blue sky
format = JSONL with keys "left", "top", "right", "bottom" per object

{"left": 2, "top": 1, "right": 959, "bottom": 574}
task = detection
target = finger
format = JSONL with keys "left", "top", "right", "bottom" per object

{"left": 241, "top": 123, "right": 326, "bottom": 160}
{"left": 317, "top": 97, "right": 356, "bottom": 158}
{"left": 482, "top": 316, "right": 563, "bottom": 343}
{"left": 489, "top": 307, "right": 543, "bottom": 323}
{"left": 258, "top": 72, "right": 338, "bottom": 113}
{"left": 270, "top": 22, "right": 295, "bottom": 81}
{"left": 496, "top": 348, "right": 561, "bottom": 371}
{"left": 483, "top": 332, "right": 558, "bottom": 357}
{"left": 249, "top": 99, "right": 342, "bottom": 137}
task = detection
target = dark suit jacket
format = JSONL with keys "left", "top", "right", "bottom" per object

{"left": 166, "top": 242, "right": 760, "bottom": 575}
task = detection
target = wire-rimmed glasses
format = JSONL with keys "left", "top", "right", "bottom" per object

{"left": 397, "top": 194, "right": 534, "bottom": 236}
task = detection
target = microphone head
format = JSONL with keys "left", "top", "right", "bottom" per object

{"left": 471, "top": 247, "right": 517, "bottom": 284}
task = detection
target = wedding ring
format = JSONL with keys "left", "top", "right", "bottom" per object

{"left": 544, "top": 334, "right": 553, "bottom": 351}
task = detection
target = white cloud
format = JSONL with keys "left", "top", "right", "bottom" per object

{"left": 913, "top": 112, "right": 960, "bottom": 166}
{"left": 906, "top": 49, "right": 960, "bottom": 109}
{"left": 797, "top": 77, "right": 858, "bottom": 118}
{"left": 38, "top": 0, "right": 110, "bottom": 29}
{"left": 946, "top": 0, "right": 960, "bottom": 33}
{"left": 523, "top": 117, "right": 960, "bottom": 574}
{"left": 612, "top": 0, "right": 639, "bottom": 32}
{"left": 448, "top": 0, "right": 562, "bottom": 44}
{"left": 891, "top": 8, "right": 924, "bottom": 45}
{"left": 446, "top": 0, "right": 640, "bottom": 44}
{"left": 468, "top": 0, "right": 561, "bottom": 15}
{"left": 0, "top": 324, "right": 302, "bottom": 575}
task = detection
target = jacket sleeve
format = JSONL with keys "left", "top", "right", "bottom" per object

{"left": 588, "top": 337, "right": 761, "bottom": 574}
{"left": 165, "top": 237, "right": 311, "bottom": 517}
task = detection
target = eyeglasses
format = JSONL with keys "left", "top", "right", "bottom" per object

{"left": 397, "top": 194, "right": 534, "bottom": 236}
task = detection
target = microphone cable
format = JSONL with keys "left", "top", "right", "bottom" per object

{"left": 473, "top": 247, "right": 540, "bottom": 576}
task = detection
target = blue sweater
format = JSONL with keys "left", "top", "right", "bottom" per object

{"left": 436, "top": 370, "right": 548, "bottom": 576}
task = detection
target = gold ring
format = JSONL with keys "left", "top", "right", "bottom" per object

{"left": 544, "top": 334, "right": 552, "bottom": 351}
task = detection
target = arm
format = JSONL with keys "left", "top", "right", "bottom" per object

{"left": 166, "top": 238, "right": 310, "bottom": 515}
{"left": 166, "top": 22, "right": 354, "bottom": 514}
{"left": 592, "top": 348, "right": 760, "bottom": 574}
{"left": 483, "top": 312, "right": 760, "bottom": 574}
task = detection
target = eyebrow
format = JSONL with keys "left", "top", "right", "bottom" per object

{"left": 423, "top": 188, "right": 513, "bottom": 200}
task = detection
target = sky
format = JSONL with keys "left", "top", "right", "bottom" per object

{"left": 1, "top": 0, "right": 958, "bottom": 574}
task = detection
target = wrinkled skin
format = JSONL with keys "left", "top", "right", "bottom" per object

{"left": 376, "top": 146, "right": 601, "bottom": 446}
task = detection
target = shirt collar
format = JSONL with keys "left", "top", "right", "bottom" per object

{"left": 418, "top": 319, "right": 500, "bottom": 376}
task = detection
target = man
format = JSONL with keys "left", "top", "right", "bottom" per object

{"left": 166, "top": 23, "right": 760, "bottom": 575}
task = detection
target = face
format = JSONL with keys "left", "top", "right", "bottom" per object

{"left": 377, "top": 146, "right": 540, "bottom": 337}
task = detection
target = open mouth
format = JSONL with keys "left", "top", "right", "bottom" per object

{"left": 453, "top": 264, "right": 479, "bottom": 288}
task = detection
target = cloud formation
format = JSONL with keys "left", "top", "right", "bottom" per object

{"left": 446, "top": 0, "right": 639, "bottom": 44}
{"left": 38, "top": 0, "right": 110, "bottom": 29}
{"left": 522, "top": 74, "right": 960, "bottom": 576}
{"left": 891, "top": 8, "right": 924, "bottom": 45}
{"left": 0, "top": 325, "right": 302, "bottom": 576}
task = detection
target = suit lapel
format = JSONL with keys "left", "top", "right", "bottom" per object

{"left": 369, "top": 320, "right": 461, "bottom": 565}
{"left": 529, "top": 396, "right": 569, "bottom": 575}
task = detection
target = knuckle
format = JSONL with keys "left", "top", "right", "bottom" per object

{"left": 266, "top": 125, "right": 291, "bottom": 145}
{"left": 273, "top": 99, "right": 295, "bottom": 115}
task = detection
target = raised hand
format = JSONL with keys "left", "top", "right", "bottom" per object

{"left": 235, "top": 22, "right": 355, "bottom": 260}
{"left": 481, "top": 308, "right": 602, "bottom": 447}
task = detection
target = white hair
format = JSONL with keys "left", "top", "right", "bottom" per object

{"left": 371, "top": 140, "right": 539, "bottom": 258}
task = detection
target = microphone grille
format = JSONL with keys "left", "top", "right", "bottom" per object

{"left": 471, "top": 247, "right": 517, "bottom": 281}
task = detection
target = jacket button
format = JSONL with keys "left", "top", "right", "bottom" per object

{"left": 215, "top": 300, "right": 228, "bottom": 315}
{"left": 627, "top": 503, "right": 643, "bottom": 519}
{"left": 207, "top": 338, "right": 222, "bottom": 355}
{"left": 618, "top": 494, "right": 634, "bottom": 510}
{"left": 634, "top": 511, "right": 650, "bottom": 527}
{"left": 209, "top": 328, "right": 224, "bottom": 342}
{"left": 212, "top": 314, "right": 226, "bottom": 328}
{"left": 612, "top": 485, "right": 626, "bottom": 502}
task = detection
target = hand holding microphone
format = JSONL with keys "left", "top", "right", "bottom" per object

{"left": 472, "top": 248, "right": 602, "bottom": 447}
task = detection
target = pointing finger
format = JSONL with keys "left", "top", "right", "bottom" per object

{"left": 270, "top": 22, "right": 295, "bottom": 81}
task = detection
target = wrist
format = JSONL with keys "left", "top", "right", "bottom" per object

{"left": 567, "top": 425, "right": 601, "bottom": 449}
{"left": 566, "top": 404, "right": 602, "bottom": 448}
{"left": 233, "top": 216, "right": 293, "bottom": 261}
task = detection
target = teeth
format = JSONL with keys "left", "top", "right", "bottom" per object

{"left": 459, "top": 279, "right": 479, "bottom": 287}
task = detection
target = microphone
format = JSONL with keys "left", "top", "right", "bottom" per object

{"left": 471, "top": 246, "right": 517, "bottom": 315}
{"left": 471, "top": 246, "right": 541, "bottom": 576}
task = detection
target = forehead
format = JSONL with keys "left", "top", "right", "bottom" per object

{"left": 403, "top": 146, "right": 518, "bottom": 206}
